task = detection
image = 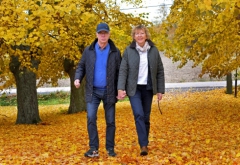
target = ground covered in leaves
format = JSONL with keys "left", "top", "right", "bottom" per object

{"left": 1, "top": 89, "right": 240, "bottom": 164}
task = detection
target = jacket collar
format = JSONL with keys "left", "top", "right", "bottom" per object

{"left": 89, "top": 38, "right": 118, "bottom": 52}
{"left": 130, "top": 39, "right": 155, "bottom": 49}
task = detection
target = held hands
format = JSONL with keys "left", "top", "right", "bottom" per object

{"left": 74, "top": 79, "right": 81, "bottom": 88}
{"left": 117, "top": 90, "right": 126, "bottom": 100}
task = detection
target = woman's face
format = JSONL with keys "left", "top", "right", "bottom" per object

{"left": 133, "top": 29, "right": 147, "bottom": 47}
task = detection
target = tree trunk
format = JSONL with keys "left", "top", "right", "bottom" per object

{"left": 234, "top": 70, "right": 237, "bottom": 98}
{"left": 64, "top": 59, "right": 86, "bottom": 113}
{"left": 9, "top": 56, "right": 41, "bottom": 124}
{"left": 226, "top": 72, "right": 232, "bottom": 94}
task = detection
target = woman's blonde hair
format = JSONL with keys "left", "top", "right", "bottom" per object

{"left": 131, "top": 25, "right": 151, "bottom": 40}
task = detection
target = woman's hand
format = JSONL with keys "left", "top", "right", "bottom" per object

{"left": 157, "top": 93, "right": 163, "bottom": 101}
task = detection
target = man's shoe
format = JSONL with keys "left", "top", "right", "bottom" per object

{"left": 140, "top": 146, "right": 148, "bottom": 156}
{"left": 107, "top": 148, "right": 116, "bottom": 157}
{"left": 84, "top": 148, "right": 99, "bottom": 157}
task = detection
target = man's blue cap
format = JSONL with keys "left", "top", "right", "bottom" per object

{"left": 96, "top": 23, "right": 110, "bottom": 33}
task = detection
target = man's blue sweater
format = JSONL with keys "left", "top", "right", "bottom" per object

{"left": 93, "top": 43, "right": 110, "bottom": 89}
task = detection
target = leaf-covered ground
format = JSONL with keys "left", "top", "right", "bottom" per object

{"left": 1, "top": 89, "right": 240, "bottom": 164}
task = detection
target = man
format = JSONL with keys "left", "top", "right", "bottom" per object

{"left": 74, "top": 22, "right": 121, "bottom": 157}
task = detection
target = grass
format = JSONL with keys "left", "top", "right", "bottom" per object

{"left": 0, "top": 91, "right": 70, "bottom": 106}
{"left": 0, "top": 91, "right": 129, "bottom": 106}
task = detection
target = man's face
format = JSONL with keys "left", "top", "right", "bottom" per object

{"left": 97, "top": 31, "right": 110, "bottom": 44}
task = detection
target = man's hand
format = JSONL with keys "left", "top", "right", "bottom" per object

{"left": 74, "top": 79, "right": 81, "bottom": 88}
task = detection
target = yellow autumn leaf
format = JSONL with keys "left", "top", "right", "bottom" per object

{"left": 236, "top": 153, "right": 240, "bottom": 157}
{"left": 204, "top": 0, "right": 212, "bottom": 10}
{"left": 206, "top": 139, "right": 211, "bottom": 144}
{"left": 39, "top": 25, "right": 47, "bottom": 31}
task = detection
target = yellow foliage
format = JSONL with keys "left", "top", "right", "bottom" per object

{"left": 159, "top": 0, "right": 240, "bottom": 78}
{"left": 0, "top": 0, "right": 151, "bottom": 89}
{"left": 1, "top": 89, "right": 240, "bottom": 164}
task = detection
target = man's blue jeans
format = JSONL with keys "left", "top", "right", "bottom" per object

{"left": 129, "top": 85, "right": 153, "bottom": 147}
{"left": 86, "top": 88, "right": 116, "bottom": 150}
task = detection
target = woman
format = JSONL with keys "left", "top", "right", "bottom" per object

{"left": 117, "top": 25, "right": 165, "bottom": 156}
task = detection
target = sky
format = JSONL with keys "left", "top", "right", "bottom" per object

{"left": 117, "top": 0, "right": 173, "bottom": 22}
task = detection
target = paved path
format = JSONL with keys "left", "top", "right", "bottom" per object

{"left": 1, "top": 81, "right": 239, "bottom": 95}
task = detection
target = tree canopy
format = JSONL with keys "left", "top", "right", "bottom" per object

{"left": 0, "top": 0, "right": 151, "bottom": 89}
{"left": 159, "top": 0, "right": 240, "bottom": 78}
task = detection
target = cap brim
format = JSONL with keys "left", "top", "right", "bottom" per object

{"left": 97, "top": 29, "right": 109, "bottom": 33}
